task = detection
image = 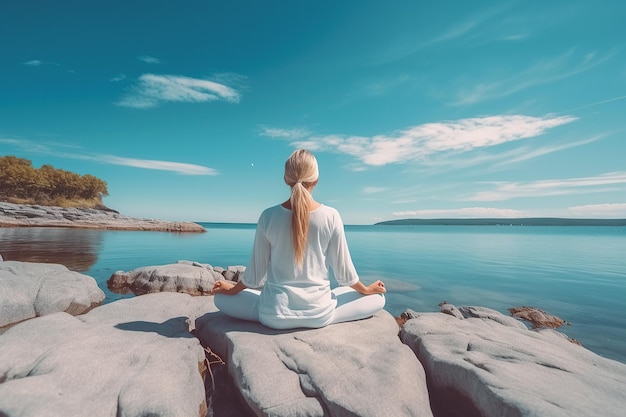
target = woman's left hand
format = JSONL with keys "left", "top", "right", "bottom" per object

{"left": 367, "top": 280, "right": 386, "bottom": 294}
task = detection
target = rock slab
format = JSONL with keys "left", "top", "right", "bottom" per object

{"left": 0, "top": 292, "right": 214, "bottom": 417}
{"left": 195, "top": 309, "right": 434, "bottom": 417}
{"left": 0, "top": 260, "right": 105, "bottom": 328}
{"left": 400, "top": 307, "right": 626, "bottom": 417}
{"left": 0, "top": 202, "right": 205, "bottom": 232}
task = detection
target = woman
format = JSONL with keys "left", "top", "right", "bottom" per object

{"left": 212, "top": 149, "right": 386, "bottom": 330}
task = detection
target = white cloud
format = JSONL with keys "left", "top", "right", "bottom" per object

{"left": 102, "top": 156, "right": 218, "bottom": 175}
{"left": 566, "top": 95, "right": 626, "bottom": 112}
{"left": 393, "top": 207, "right": 528, "bottom": 218}
{"left": 568, "top": 203, "right": 626, "bottom": 218}
{"left": 0, "top": 137, "right": 218, "bottom": 176}
{"left": 116, "top": 74, "right": 241, "bottom": 109}
{"left": 452, "top": 49, "right": 612, "bottom": 105}
{"left": 363, "top": 186, "right": 386, "bottom": 194}
{"left": 494, "top": 135, "right": 603, "bottom": 166}
{"left": 110, "top": 74, "right": 126, "bottom": 82}
{"left": 270, "top": 114, "right": 576, "bottom": 167}
{"left": 468, "top": 172, "right": 626, "bottom": 201}
{"left": 23, "top": 60, "right": 42, "bottom": 66}
{"left": 138, "top": 55, "right": 160, "bottom": 64}
{"left": 259, "top": 126, "right": 311, "bottom": 140}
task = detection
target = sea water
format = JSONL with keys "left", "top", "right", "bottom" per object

{"left": 1, "top": 223, "right": 625, "bottom": 363}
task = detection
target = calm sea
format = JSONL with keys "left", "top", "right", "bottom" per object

{"left": 1, "top": 223, "right": 625, "bottom": 364}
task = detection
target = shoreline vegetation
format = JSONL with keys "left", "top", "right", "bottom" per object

{"left": 375, "top": 218, "right": 626, "bottom": 226}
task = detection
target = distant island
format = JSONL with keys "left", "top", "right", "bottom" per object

{"left": 375, "top": 218, "right": 626, "bottom": 226}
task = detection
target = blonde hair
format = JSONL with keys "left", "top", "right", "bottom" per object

{"left": 284, "top": 149, "right": 319, "bottom": 267}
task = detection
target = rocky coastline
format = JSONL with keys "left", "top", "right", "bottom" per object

{"left": 1, "top": 258, "right": 625, "bottom": 417}
{"left": 0, "top": 202, "right": 206, "bottom": 232}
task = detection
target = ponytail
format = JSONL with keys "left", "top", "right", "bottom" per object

{"left": 284, "top": 150, "right": 319, "bottom": 267}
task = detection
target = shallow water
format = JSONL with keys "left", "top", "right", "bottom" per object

{"left": 1, "top": 223, "right": 624, "bottom": 363}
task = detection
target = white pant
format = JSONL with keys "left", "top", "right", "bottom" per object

{"left": 214, "top": 286, "right": 385, "bottom": 329}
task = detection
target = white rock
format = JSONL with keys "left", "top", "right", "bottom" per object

{"left": 107, "top": 263, "right": 222, "bottom": 296}
{"left": 0, "top": 261, "right": 105, "bottom": 328}
{"left": 400, "top": 310, "right": 626, "bottom": 417}
{"left": 0, "top": 292, "right": 215, "bottom": 417}
{"left": 195, "top": 309, "right": 434, "bottom": 417}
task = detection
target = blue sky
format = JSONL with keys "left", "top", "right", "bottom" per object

{"left": 1, "top": 0, "right": 625, "bottom": 224}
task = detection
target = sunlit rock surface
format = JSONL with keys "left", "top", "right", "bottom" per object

{"left": 0, "top": 292, "right": 212, "bottom": 417}
{"left": 0, "top": 202, "right": 205, "bottom": 232}
{"left": 195, "top": 309, "right": 434, "bottom": 417}
{"left": 400, "top": 306, "right": 626, "bottom": 417}
{"left": 0, "top": 260, "right": 104, "bottom": 328}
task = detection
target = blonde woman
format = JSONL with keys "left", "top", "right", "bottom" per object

{"left": 212, "top": 149, "right": 386, "bottom": 330}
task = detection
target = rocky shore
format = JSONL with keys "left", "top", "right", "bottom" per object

{"left": 0, "top": 202, "right": 206, "bottom": 232}
{"left": 1, "top": 258, "right": 625, "bottom": 417}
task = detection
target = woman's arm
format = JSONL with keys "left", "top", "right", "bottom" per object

{"left": 350, "top": 280, "right": 386, "bottom": 295}
{"left": 211, "top": 280, "right": 248, "bottom": 296}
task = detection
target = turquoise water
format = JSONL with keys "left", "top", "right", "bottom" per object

{"left": 1, "top": 223, "right": 625, "bottom": 363}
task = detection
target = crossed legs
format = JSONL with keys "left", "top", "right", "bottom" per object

{"left": 214, "top": 286, "right": 385, "bottom": 327}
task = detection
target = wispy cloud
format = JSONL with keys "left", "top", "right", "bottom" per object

{"left": 266, "top": 114, "right": 576, "bottom": 168}
{"left": 110, "top": 74, "right": 126, "bottom": 82}
{"left": 374, "top": 4, "right": 512, "bottom": 65}
{"left": 23, "top": 59, "right": 42, "bottom": 66}
{"left": 22, "top": 59, "right": 61, "bottom": 67}
{"left": 138, "top": 55, "right": 160, "bottom": 64}
{"left": 568, "top": 203, "right": 626, "bottom": 218}
{"left": 401, "top": 134, "right": 600, "bottom": 175}
{"left": 0, "top": 137, "right": 217, "bottom": 175}
{"left": 116, "top": 74, "right": 241, "bottom": 109}
{"left": 101, "top": 156, "right": 217, "bottom": 175}
{"left": 493, "top": 134, "right": 603, "bottom": 166}
{"left": 363, "top": 186, "right": 387, "bottom": 194}
{"left": 259, "top": 126, "right": 312, "bottom": 140}
{"left": 393, "top": 207, "right": 528, "bottom": 218}
{"left": 452, "top": 49, "right": 613, "bottom": 105}
{"left": 467, "top": 172, "right": 626, "bottom": 201}
{"left": 565, "top": 95, "right": 626, "bottom": 112}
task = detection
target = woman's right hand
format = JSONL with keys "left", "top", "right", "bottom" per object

{"left": 211, "top": 280, "right": 235, "bottom": 295}
{"left": 211, "top": 280, "right": 247, "bottom": 296}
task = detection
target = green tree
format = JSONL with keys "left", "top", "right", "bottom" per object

{"left": 0, "top": 155, "right": 109, "bottom": 205}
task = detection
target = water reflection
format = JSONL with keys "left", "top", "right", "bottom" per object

{"left": 0, "top": 227, "right": 104, "bottom": 271}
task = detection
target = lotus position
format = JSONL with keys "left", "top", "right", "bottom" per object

{"left": 212, "top": 149, "right": 386, "bottom": 330}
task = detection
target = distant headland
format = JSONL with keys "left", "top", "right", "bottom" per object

{"left": 375, "top": 218, "right": 626, "bottom": 226}
{"left": 0, "top": 156, "right": 205, "bottom": 232}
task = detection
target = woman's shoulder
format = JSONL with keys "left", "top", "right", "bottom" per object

{"left": 313, "top": 204, "right": 344, "bottom": 223}
{"left": 260, "top": 204, "right": 289, "bottom": 218}
{"left": 318, "top": 204, "right": 339, "bottom": 214}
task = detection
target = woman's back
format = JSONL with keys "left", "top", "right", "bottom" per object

{"left": 243, "top": 204, "right": 360, "bottom": 328}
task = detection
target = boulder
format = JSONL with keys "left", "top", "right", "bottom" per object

{"left": 0, "top": 261, "right": 105, "bottom": 328}
{"left": 107, "top": 261, "right": 225, "bottom": 296}
{"left": 509, "top": 306, "right": 570, "bottom": 329}
{"left": 194, "top": 309, "right": 434, "bottom": 417}
{"left": 400, "top": 307, "right": 626, "bottom": 417}
{"left": 0, "top": 292, "right": 214, "bottom": 417}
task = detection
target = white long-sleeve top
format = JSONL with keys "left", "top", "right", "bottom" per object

{"left": 241, "top": 204, "right": 359, "bottom": 328}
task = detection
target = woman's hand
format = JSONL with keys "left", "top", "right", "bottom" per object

{"left": 351, "top": 279, "right": 386, "bottom": 295}
{"left": 366, "top": 280, "right": 386, "bottom": 295}
{"left": 211, "top": 280, "right": 246, "bottom": 296}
